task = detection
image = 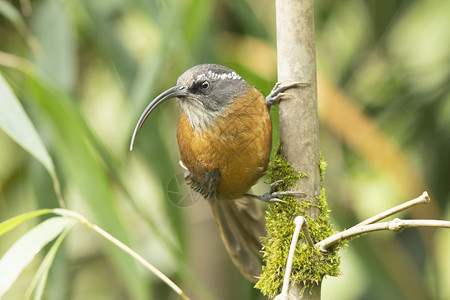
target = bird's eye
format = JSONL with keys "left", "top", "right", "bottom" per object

{"left": 200, "top": 80, "right": 210, "bottom": 90}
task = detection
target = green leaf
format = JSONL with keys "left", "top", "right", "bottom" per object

{"left": 0, "top": 73, "right": 55, "bottom": 178}
{"left": 0, "top": 217, "right": 72, "bottom": 298}
{"left": 24, "top": 225, "right": 73, "bottom": 300}
{"left": 0, "top": 209, "right": 53, "bottom": 237}
{"left": 0, "top": 73, "right": 62, "bottom": 203}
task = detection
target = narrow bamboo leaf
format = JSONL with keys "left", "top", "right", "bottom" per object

{"left": 0, "top": 209, "right": 53, "bottom": 237}
{"left": 0, "top": 73, "right": 59, "bottom": 194}
{"left": 0, "top": 217, "right": 72, "bottom": 298}
{"left": 24, "top": 225, "right": 73, "bottom": 300}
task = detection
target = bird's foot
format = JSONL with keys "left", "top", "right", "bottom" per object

{"left": 179, "top": 160, "right": 219, "bottom": 201}
{"left": 265, "top": 81, "right": 310, "bottom": 109}
{"left": 245, "top": 180, "right": 306, "bottom": 203}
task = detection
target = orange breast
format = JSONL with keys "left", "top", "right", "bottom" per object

{"left": 177, "top": 86, "right": 272, "bottom": 200}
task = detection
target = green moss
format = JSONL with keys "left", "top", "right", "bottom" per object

{"left": 319, "top": 152, "right": 327, "bottom": 182}
{"left": 255, "top": 151, "right": 341, "bottom": 298}
{"left": 299, "top": 171, "right": 309, "bottom": 179}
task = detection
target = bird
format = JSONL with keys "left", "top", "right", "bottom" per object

{"left": 130, "top": 64, "right": 305, "bottom": 282}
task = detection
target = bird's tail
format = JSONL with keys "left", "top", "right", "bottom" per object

{"left": 209, "top": 194, "right": 266, "bottom": 282}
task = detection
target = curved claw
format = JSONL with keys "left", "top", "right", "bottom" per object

{"left": 266, "top": 81, "right": 310, "bottom": 107}
{"left": 269, "top": 198, "right": 286, "bottom": 203}
{"left": 272, "top": 191, "right": 306, "bottom": 198}
{"left": 269, "top": 179, "right": 285, "bottom": 187}
{"left": 244, "top": 190, "right": 305, "bottom": 203}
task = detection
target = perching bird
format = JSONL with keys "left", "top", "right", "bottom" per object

{"left": 130, "top": 64, "right": 305, "bottom": 281}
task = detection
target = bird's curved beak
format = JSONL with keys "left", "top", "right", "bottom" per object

{"left": 130, "top": 85, "right": 188, "bottom": 151}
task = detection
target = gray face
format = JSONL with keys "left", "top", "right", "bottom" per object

{"left": 177, "top": 64, "right": 247, "bottom": 111}
{"left": 129, "top": 64, "right": 250, "bottom": 149}
{"left": 176, "top": 64, "right": 248, "bottom": 130}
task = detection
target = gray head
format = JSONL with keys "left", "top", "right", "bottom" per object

{"left": 130, "top": 64, "right": 248, "bottom": 150}
{"left": 176, "top": 64, "right": 247, "bottom": 130}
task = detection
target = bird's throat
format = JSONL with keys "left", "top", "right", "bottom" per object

{"left": 179, "top": 99, "right": 221, "bottom": 132}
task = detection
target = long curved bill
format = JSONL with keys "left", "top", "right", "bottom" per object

{"left": 130, "top": 85, "right": 188, "bottom": 151}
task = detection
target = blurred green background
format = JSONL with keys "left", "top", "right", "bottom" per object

{"left": 0, "top": 0, "right": 449, "bottom": 299}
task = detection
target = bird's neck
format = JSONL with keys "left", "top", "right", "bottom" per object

{"left": 179, "top": 100, "right": 222, "bottom": 132}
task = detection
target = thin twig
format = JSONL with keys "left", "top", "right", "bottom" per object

{"left": 316, "top": 191, "right": 435, "bottom": 251}
{"left": 316, "top": 218, "right": 450, "bottom": 252}
{"left": 350, "top": 191, "right": 430, "bottom": 229}
{"left": 53, "top": 209, "right": 190, "bottom": 300}
{"left": 275, "top": 216, "right": 313, "bottom": 300}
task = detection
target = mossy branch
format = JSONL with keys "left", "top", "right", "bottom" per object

{"left": 258, "top": 0, "right": 338, "bottom": 298}
{"left": 255, "top": 154, "right": 340, "bottom": 298}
